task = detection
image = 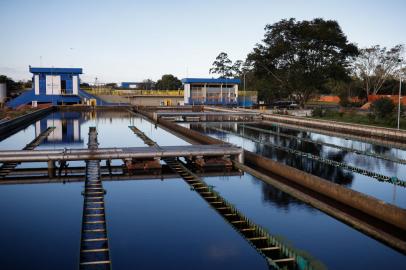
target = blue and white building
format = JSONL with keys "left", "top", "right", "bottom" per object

{"left": 7, "top": 67, "right": 94, "bottom": 108}
{"left": 182, "top": 78, "right": 240, "bottom": 105}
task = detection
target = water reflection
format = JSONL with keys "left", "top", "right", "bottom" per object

{"left": 186, "top": 121, "right": 406, "bottom": 208}
{"left": 36, "top": 112, "right": 84, "bottom": 145}
{"left": 191, "top": 123, "right": 355, "bottom": 187}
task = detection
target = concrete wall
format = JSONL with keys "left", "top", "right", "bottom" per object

{"left": 0, "top": 107, "right": 54, "bottom": 141}
{"left": 244, "top": 150, "right": 406, "bottom": 231}
{"left": 98, "top": 95, "right": 183, "bottom": 106}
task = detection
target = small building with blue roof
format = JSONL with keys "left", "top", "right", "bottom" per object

{"left": 7, "top": 66, "right": 109, "bottom": 108}
{"left": 182, "top": 78, "right": 240, "bottom": 105}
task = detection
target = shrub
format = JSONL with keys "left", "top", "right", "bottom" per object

{"left": 312, "top": 107, "right": 324, "bottom": 117}
{"left": 338, "top": 92, "right": 351, "bottom": 107}
{"left": 370, "top": 98, "right": 395, "bottom": 119}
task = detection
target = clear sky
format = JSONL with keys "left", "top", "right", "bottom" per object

{"left": 1, "top": 0, "right": 405, "bottom": 83}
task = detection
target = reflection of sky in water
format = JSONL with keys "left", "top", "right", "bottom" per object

{"left": 181, "top": 122, "right": 406, "bottom": 209}
{"left": 203, "top": 174, "right": 406, "bottom": 269}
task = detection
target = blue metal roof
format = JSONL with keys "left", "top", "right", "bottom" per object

{"left": 29, "top": 67, "right": 83, "bottom": 74}
{"left": 181, "top": 78, "right": 241, "bottom": 84}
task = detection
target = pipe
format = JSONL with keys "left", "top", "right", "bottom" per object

{"left": 0, "top": 145, "right": 242, "bottom": 163}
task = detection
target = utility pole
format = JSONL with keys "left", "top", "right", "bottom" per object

{"left": 243, "top": 72, "right": 247, "bottom": 109}
{"left": 398, "top": 62, "right": 403, "bottom": 130}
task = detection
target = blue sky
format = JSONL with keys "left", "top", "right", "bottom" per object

{"left": 1, "top": 0, "right": 405, "bottom": 83}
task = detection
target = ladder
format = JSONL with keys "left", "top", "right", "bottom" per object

{"left": 128, "top": 125, "right": 315, "bottom": 270}
{"left": 79, "top": 127, "right": 111, "bottom": 269}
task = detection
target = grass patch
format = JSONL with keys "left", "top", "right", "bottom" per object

{"left": 310, "top": 110, "right": 406, "bottom": 129}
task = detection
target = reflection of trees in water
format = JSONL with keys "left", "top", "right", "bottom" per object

{"left": 256, "top": 178, "right": 310, "bottom": 210}
{"left": 371, "top": 144, "right": 391, "bottom": 155}
{"left": 237, "top": 126, "right": 355, "bottom": 186}
{"left": 254, "top": 123, "right": 401, "bottom": 174}
{"left": 187, "top": 123, "right": 354, "bottom": 209}
{"left": 202, "top": 123, "right": 355, "bottom": 186}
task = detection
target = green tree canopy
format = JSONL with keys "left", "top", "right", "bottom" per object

{"left": 155, "top": 74, "right": 182, "bottom": 90}
{"left": 209, "top": 52, "right": 233, "bottom": 78}
{"left": 0, "top": 75, "right": 26, "bottom": 95}
{"left": 247, "top": 18, "right": 358, "bottom": 106}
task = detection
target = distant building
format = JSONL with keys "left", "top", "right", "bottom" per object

{"left": 182, "top": 78, "right": 240, "bottom": 105}
{"left": 121, "top": 81, "right": 156, "bottom": 89}
{"left": 121, "top": 82, "right": 140, "bottom": 89}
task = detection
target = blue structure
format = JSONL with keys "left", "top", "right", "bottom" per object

{"left": 7, "top": 67, "right": 83, "bottom": 108}
{"left": 121, "top": 82, "right": 140, "bottom": 89}
{"left": 182, "top": 78, "right": 241, "bottom": 105}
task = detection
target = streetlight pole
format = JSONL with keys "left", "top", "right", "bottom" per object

{"left": 398, "top": 65, "right": 402, "bottom": 129}
{"left": 243, "top": 72, "right": 246, "bottom": 109}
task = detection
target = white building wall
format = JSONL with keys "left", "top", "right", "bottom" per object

{"left": 34, "top": 75, "right": 40, "bottom": 95}
{"left": 184, "top": 84, "right": 190, "bottom": 104}
{"left": 72, "top": 75, "right": 78, "bottom": 95}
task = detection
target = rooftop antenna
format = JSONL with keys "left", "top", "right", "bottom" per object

{"left": 40, "top": 56, "right": 42, "bottom": 67}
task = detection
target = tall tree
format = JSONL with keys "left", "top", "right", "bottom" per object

{"left": 209, "top": 52, "right": 233, "bottom": 78}
{"left": 247, "top": 18, "right": 358, "bottom": 107}
{"left": 352, "top": 44, "right": 404, "bottom": 96}
{"left": 156, "top": 74, "right": 182, "bottom": 90}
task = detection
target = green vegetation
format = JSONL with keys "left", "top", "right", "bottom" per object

{"left": 370, "top": 97, "right": 396, "bottom": 119}
{"left": 209, "top": 18, "right": 405, "bottom": 108}
{"left": 0, "top": 75, "right": 31, "bottom": 97}
{"left": 311, "top": 107, "right": 406, "bottom": 129}
{"left": 155, "top": 74, "right": 181, "bottom": 90}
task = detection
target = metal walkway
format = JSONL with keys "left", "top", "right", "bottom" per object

{"left": 242, "top": 124, "right": 406, "bottom": 165}
{"left": 212, "top": 126, "right": 406, "bottom": 187}
{"left": 79, "top": 127, "right": 111, "bottom": 269}
{"left": 0, "top": 127, "right": 55, "bottom": 178}
{"left": 128, "top": 126, "right": 316, "bottom": 270}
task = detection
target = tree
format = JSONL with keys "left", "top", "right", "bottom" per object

{"left": 352, "top": 44, "right": 404, "bottom": 96}
{"left": 231, "top": 60, "right": 243, "bottom": 76}
{"left": 138, "top": 79, "right": 156, "bottom": 90}
{"left": 155, "top": 74, "right": 181, "bottom": 90}
{"left": 209, "top": 52, "right": 233, "bottom": 78}
{"left": 0, "top": 75, "right": 24, "bottom": 96}
{"left": 247, "top": 18, "right": 358, "bottom": 107}
{"left": 105, "top": 83, "right": 118, "bottom": 88}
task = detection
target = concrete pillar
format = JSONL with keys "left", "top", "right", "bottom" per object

{"left": 205, "top": 83, "right": 208, "bottom": 103}
{"left": 47, "top": 160, "right": 55, "bottom": 178}
{"left": 220, "top": 84, "right": 223, "bottom": 104}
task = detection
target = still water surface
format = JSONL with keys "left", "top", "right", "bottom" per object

{"left": 181, "top": 122, "right": 406, "bottom": 209}
{"left": 0, "top": 112, "right": 405, "bottom": 269}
